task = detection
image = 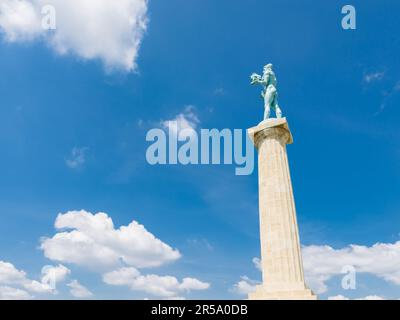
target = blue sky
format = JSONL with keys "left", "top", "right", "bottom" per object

{"left": 0, "top": 0, "right": 399, "bottom": 300}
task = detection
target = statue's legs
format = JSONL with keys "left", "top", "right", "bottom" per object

{"left": 272, "top": 94, "right": 282, "bottom": 118}
{"left": 264, "top": 104, "right": 271, "bottom": 120}
{"left": 275, "top": 104, "right": 282, "bottom": 118}
{"left": 264, "top": 86, "right": 281, "bottom": 120}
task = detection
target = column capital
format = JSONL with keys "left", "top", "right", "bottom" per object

{"left": 247, "top": 118, "right": 293, "bottom": 149}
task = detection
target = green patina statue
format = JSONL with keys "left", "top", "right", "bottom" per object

{"left": 250, "top": 63, "right": 283, "bottom": 120}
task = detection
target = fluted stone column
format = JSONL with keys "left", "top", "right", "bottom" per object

{"left": 247, "top": 118, "right": 316, "bottom": 300}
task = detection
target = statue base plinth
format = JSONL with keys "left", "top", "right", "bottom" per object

{"left": 248, "top": 117, "right": 293, "bottom": 147}
{"left": 248, "top": 285, "right": 317, "bottom": 300}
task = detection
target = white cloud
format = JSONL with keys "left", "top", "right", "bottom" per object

{"left": 40, "top": 264, "right": 70, "bottom": 290}
{"left": 0, "top": 261, "right": 70, "bottom": 298}
{"left": 0, "top": 261, "right": 50, "bottom": 294}
{"left": 0, "top": 0, "right": 148, "bottom": 72}
{"left": 303, "top": 241, "right": 400, "bottom": 294}
{"left": 364, "top": 71, "right": 384, "bottom": 83}
{"left": 358, "top": 295, "right": 385, "bottom": 300}
{"left": 162, "top": 105, "right": 200, "bottom": 136}
{"left": 0, "top": 261, "right": 26, "bottom": 284}
{"left": 0, "top": 0, "right": 42, "bottom": 41}
{"left": 328, "top": 294, "right": 385, "bottom": 300}
{"left": 22, "top": 280, "right": 53, "bottom": 294}
{"left": 252, "top": 257, "right": 261, "bottom": 271}
{"left": 235, "top": 240, "right": 400, "bottom": 297}
{"left": 103, "top": 267, "right": 210, "bottom": 298}
{"left": 103, "top": 267, "right": 140, "bottom": 285}
{"left": 232, "top": 276, "right": 259, "bottom": 295}
{"left": 165, "top": 296, "right": 186, "bottom": 300}
{"left": 0, "top": 286, "right": 32, "bottom": 300}
{"left": 67, "top": 280, "right": 93, "bottom": 298}
{"left": 41, "top": 210, "right": 181, "bottom": 270}
{"left": 65, "top": 147, "right": 87, "bottom": 169}
{"left": 327, "top": 294, "right": 349, "bottom": 300}
{"left": 179, "top": 277, "right": 210, "bottom": 291}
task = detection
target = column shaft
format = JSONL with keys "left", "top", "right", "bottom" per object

{"left": 247, "top": 118, "right": 316, "bottom": 299}
{"left": 257, "top": 128, "right": 303, "bottom": 286}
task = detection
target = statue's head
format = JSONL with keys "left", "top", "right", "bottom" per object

{"left": 263, "top": 64, "right": 273, "bottom": 73}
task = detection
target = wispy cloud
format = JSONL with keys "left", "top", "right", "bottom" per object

{"left": 65, "top": 147, "right": 87, "bottom": 169}
{"left": 213, "top": 87, "right": 226, "bottom": 96}
{"left": 374, "top": 81, "right": 400, "bottom": 116}
{"left": 363, "top": 71, "right": 384, "bottom": 84}
{"left": 187, "top": 238, "right": 214, "bottom": 251}
{"left": 67, "top": 280, "right": 93, "bottom": 298}
{"left": 161, "top": 105, "right": 200, "bottom": 136}
{"left": 361, "top": 70, "right": 400, "bottom": 115}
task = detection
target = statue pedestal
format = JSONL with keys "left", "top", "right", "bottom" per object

{"left": 247, "top": 118, "right": 317, "bottom": 300}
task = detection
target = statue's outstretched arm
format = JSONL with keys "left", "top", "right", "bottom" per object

{"left": 250, "top": 73, "right": 262, "bottom": 85}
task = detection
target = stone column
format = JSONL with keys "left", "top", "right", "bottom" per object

{"left": 247, "top": 118, "right": 316, "bottom": 300}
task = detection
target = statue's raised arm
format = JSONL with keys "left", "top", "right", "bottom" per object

{"left": 250, "top": 63, "right": 283, "bottom": 120}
